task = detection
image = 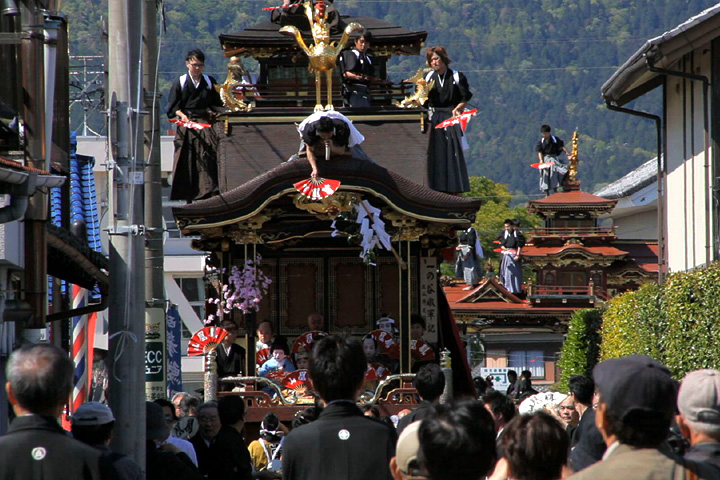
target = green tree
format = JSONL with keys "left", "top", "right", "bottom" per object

{"left": 556, "top": 308, "right": 603, "bottom": 391}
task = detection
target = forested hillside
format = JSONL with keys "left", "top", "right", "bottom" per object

{"left": 63, "top": 0, "right": 718, "bottom": 198}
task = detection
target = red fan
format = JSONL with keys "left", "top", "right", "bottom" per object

{"left": 187, "top": 327, "right": 228, "bottom": 356}
{"left": 292, "top": 331, "right": 329, "bottom": 354}
{"left": 366, "top": 329, "right": 401, "bottom": 360}
{"left": 364, "top": 363, "right": 390, "bottom": 382}
{"left": 493, "top": 240, "right": 501, "bottom": 244}
{"left": 262, "top": 2, "right": 302, "bottom": 10}
{"left": 294, "top": 177, "right": 341, "bottom": 200}
{"left": 411, "top": 340, "right": 436, "bottom": 362}
{"left": 282, "top": 369, "right": 310, "bottom": 390}
{"left": 434, "top": 109, "right": 478, "bottom": 131}
{"left": 256, "top": 348, "right": 271, "bottom": 367}
{"left": 530, "top": 161, "right": 554, "bottom": 169}
{"left": 170, "top": 118, "right": 211, "bottom": 130}
{"left": 493, "top": 248, "right": 502, "bottom": 253}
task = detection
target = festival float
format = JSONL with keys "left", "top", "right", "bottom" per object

{"left": 172, "top": 0, "right": 481, "bottom": 424}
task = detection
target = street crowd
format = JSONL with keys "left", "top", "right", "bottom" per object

{"left": 1, "top": 339, "right": 720, "bottom": 480}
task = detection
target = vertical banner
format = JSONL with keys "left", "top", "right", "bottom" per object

{"left": 145, "top": 307, "right": 167, "bottom": 400}
{"left": 166, "top": 306, "right": 183, "bottom": 395}
{"left": 420, "top": 256, "right": 439, "bottom": 342}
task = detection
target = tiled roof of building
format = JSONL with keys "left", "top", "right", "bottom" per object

{"left": 594, "top": 158, "right": 657, "bottom": 199}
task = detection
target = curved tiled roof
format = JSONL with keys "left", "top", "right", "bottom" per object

{"left": 173, "top": 157, "right": 481, "bottom": 230}
{"left": 527, "top": 190, "right": 617, "bottom": 214}
{"left": 594, "top": 158, "right": 657, "bottom": 199}
{"left": 522, "top": 244, "right": 628, "bottom": 258}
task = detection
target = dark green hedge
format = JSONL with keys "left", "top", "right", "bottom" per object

{"left": 556, "top": 308, "right": 603, "bottom": 392}
{"left": 597, "top": 263, "right": 720, "bottom": 378}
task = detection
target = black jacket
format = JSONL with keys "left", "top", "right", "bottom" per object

{"left": 0, "top": 414, "right": 104, "bottom": 480}
{"left": 282, "top": 400, "right": 397, "bottom": 480}
{"left": 217, "top": 343, "right": 246, "bottom": 378}
{"left": 191, "top": 426, "right": 253, "bottom": 480}
{"left": 396, "top": 401, "right": 435, "bottom": 438}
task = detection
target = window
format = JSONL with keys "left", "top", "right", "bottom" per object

{"left": 174, "top": 277, "right": 206, "bottom": 336}
{"left": 508, "top": 350, "right": 545, "bottom": 378}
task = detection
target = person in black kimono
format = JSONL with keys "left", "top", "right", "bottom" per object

{"left": 217, "top": 320, "right": 246, "bottom": 392}
{"left": 536, "top": 124, "right": 570, "bottom": 196}
{"left": 425, "top": 46, "right": 473, "bottom": 194}
{"left": 339, "top": 29, "right": 376, "bottom": 107}
{"left": 455, "top": 226, "right": 483, "bottom": 289}
{"left": 499, "top": 219, "right": 525, "bottom": 295}
{"left": 166, "top": 49, "right": 226, "bottom": 202}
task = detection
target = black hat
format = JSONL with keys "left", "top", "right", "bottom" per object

{"left": 593, "top": 355, "right": 676, "bottom": 422}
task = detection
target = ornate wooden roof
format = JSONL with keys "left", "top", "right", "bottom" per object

{"left": 173, "top": 157, "right": 480, "bottom": 247}
{"left": 219, "top": 16, "right": 427, "bottom": 58}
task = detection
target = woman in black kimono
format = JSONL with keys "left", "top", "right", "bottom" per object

{"left": 425, "top": 46, "right": 473, "bottom": 194}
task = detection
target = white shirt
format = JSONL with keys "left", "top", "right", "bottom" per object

{"left": 164, "top": 435, "right": 198, "bottom": 466}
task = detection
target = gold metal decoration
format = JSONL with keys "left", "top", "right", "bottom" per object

{"left": 215, "top": 56, "right": 254, "bottom": 112}
{"left": 279, "top": 1, "right": 362, "bottom": 111}
{"left": 226, "top": 212, "right": 277, "bottom": 245}
{"left": 293, "top": 191, "right": 359, "bottom": 217}
{"left": 394, "top": 67, "right": 435, "bottom": 109}
{"left": 568, "top": 130, "right": 579, "bottom": 182}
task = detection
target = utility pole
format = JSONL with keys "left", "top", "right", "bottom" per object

{"left": 19, "top": 0, "right": 48, "bottom": 332}
{"left": 143, "top": 0, "right": 166, "bottom": 400}
{"left": 107, "top": 0, "right": 146, "bottom": 466}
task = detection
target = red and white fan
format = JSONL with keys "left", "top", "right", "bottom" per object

{"left": 294, "top": 177, "right": 341, "bottom": 200}
{"left": 170, "top": 118, "right": 211, "bottom": 130}
{"left": 262, "top": 2, "right": 302, "bottom": 10}
{"left": 530, "top": 161, "right": 554, "bottom": 169}
{"left": 411, "top": 339, "right": 436, "bottom": 362}
{"left": 364, "top": 363, "right": 390, "bottom": 382}
{"left": 187, "top": 326, "right": 228, "bottom": 356}
{"left": 434, "top": 108, "right": 477, "bottom": 131}
{"left": 292, "top": 331, "right": 329, "bottom": 355}
{"left": 366, "top": 329, "right": 401, "bottom": 360}
{"left": 256, "top": 347, "right": 271, "bottom": 367}
{"left": 282, "top": 370, "right": 310, "bottom": 391}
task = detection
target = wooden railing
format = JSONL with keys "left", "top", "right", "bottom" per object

{"left": 527, "top": 284, "right": 610, "bottom": 300}
{"left": 232, "top": 80, "right": 415, "bottom": 108}
{"left": 527, "top": 226, "right": 616, "bottom": 238}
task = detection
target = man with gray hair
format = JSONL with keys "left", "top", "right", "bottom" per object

{"left": 0, "top": 343, "right": 104, "bottom": 479}
{"left": 677, "top": 369, "right": 720, "bottom": 470}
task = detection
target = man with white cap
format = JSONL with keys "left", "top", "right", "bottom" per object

{"left": 389, "top": 422, "right": 429, "bottom": 480}
{"left": 72, "top": 402, "right": 144, "bottom": 480}
{"left": 678, "top": 369, "right": 720, "bottom": 470}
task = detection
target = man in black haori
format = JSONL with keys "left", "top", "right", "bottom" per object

{"left": 166, "top": 49, "right": 226, "bottom": 202}
{"left": 425, "top": 46, "right": 473, "bottom": 194}
{"left": 339, "top": 29, "right": 376, "bottom": 107}
{"left": 536, "top": 124, "right": 570, "bottom": 196}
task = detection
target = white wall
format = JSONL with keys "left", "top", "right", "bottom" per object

{"left": 664, "top": 48, "right": 715, "bottom": 272}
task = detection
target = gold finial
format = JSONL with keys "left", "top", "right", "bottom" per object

{"left": 568, "top": 130, "right": 579, "bottom": 183}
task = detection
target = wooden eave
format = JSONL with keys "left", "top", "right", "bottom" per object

{"left": 173, "top": 157, "right": 480, "bottom": 242}
{"left": 219, "top": 16, "right": 427, "bottom": 58}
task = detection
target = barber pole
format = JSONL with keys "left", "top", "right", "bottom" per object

{"left": 71, "top": 284, "right": 89, "bottom": 412}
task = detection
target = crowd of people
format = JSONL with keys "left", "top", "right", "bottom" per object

{"left": 4, "top": 341, "right": 720, "bottom": 480}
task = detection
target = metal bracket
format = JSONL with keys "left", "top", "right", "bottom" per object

{"left": 105, "top": 225, "right": 147, "bottom": 236}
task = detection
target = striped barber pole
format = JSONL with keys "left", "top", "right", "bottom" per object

{"left": 71, "top": 284, "right": 89, "bottom": 412}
